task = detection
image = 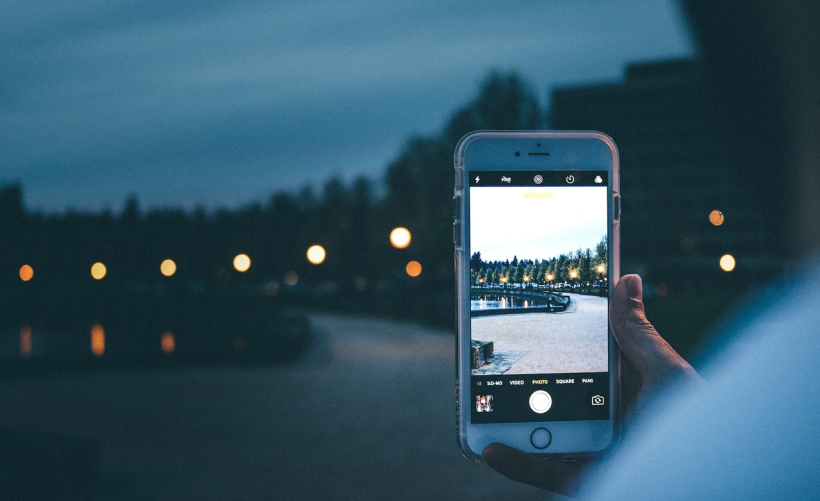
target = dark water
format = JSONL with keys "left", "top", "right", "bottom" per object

{"left": 470, "top": 293, "right": 553, "bottom": 311}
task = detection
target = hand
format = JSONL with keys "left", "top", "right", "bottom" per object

{"left": 483, "top": 274, "right": 702, "bottom": 496}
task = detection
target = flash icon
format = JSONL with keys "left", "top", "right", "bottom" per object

{"left": 475, "top": 176, "right": 480, "bottom": 184}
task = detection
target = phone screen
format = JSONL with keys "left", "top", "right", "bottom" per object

{"left": 468, "top": 170, "right": 610, "bottom": 424}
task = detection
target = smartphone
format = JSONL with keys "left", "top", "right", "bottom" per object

{"left": 454, "top": 131, "right": 620, "bottom": 459}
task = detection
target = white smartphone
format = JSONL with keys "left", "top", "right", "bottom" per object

{"left": 454, "top": 131, "right": 620, "bottom": 459}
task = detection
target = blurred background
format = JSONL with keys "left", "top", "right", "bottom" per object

{"left": 0, "top": 0, "right": 784, "bottom": 499}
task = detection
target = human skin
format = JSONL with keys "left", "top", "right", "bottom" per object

{"left": 482, "top": 274, "right": 703, "bottom": 496}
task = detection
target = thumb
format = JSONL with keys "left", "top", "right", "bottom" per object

{"left": 610, "top": 275, "right": 699, "bottom": 388}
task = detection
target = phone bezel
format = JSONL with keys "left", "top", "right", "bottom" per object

{"left": 454, "top": 130, "right": 621, "bottom": 460}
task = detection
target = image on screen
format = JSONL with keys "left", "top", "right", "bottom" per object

{"left": 469, "top": 182, "right": 608, "bottom": 377}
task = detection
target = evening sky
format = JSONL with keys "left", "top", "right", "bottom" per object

{"left": 1, "top": 0, "right": 693, "bottom": 211}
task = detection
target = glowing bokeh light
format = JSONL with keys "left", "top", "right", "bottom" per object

{"left": 91, "top": 262, "right": 107, "bottom": 280}
{"left": 709, "top": 210, "right": 724, "bottom": 226}
{"left": 569, "top": 269, "right": 578, "bottom": 279}
{"left": 596, "top": 264, "right": 606, "bottom": 274}
{"left": 284, "top": 271, "right": 299, "bottom": 286}
{"left": 91, "top": 324, "right": 105, "bottom": 357}
{"left": 307, "top": 245, "right": 326, "bottom": 265}
{"left": 390, "top": 227, "right": 412, "bottom": 249}
{"left": 19, "top": 264, "right": 34, "bottom": 282}
{"left": 233, "top": 253, "right": 251, "bottom": 272}
{"left": 161, "top": 330, "right": 175, "bottom": 354}
{"left": 20, "top": 325, "right": 32, "bottom": 357}
{"left": 720, "top": 254, "right": 736, "bottom": 272}
{"left": 160, "top": 259, "right": 177, "bottom": 277}
{"left": 406, "top": 260, "right": 422, "bottom": 277}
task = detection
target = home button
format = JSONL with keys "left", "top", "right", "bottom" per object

{"left": 530, "top": 427, "right": 552, "bottom": 449}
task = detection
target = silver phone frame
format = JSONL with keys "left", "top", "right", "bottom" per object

{"left": 454, "top": 130, "right": 621, "bottom": 460}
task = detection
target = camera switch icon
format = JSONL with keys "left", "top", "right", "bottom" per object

{"left": 591, "top": 395, "right": 605, "bottom": 406}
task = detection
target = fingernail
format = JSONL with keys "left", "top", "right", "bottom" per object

{"left": 627, "top": 276, "right": 642, "bottom": 300}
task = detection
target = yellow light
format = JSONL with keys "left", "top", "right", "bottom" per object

{"left": 709, "top": 210, "right": 725, "bottom": 226}
{"left": 19, "top": 264, "right": 34, "bottom": 282}
{"left": 307, "top": 245, "right": 326, "bottom": 265}
{"left": 596, "top": 264, "right": 605, "bottom": 274}
{"left": 720, "top": 254, "right": 736, "bottom": 272}
{"left": 160, "top": 259, "right": 177, "bottom": 277}
{"left": 20, "top": 325, "right": 32, "bottom": 357}
{"left": 91, "top": 324, "right": 105, "bottom": 357}
{"left": 406, "top": 260, "right": 422, "bottom": 277}
{"left": 390, "top": 227, "right": 412, "bottom": 249}
{"left": 233, "top": 253, "right": 251, "bottom": 272}
{"left": 546, "top": 273, "right": 553, "bottom": 281}
{"left": 161, "top": 330, "right": 175, "bottom": 354}
{"left": 284, "top": 271, "right": 298, "bottom": 286}
{"left": 524, "top": 276, "right": 529, "bottom": 282}
{"left": 569, "top": 270, "right": 578, "bottom": 279}
{"left": 91, "top": 262, "right": 107, "bottom": 280}
{"left": 501, "top": 277, "right": 507, "bottom": 283}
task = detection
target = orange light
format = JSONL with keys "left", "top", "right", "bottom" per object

{"left": 390, "top": 227, "right": 412, "bottom": 249}
{"left": 160, "top": 259, "right": 177, "bottom": 277}
{"left": 406, "top": 260, "right": 422, "bottom": 277}
{"left": 161, "top": 330, "right": 175, "bottom": 354}
{"left": 91, "top": 262, "right": 107, "bottom": 280}
{"left": 709, "top": 210, "right": 724, "bottom": 226}
{"left": 91, "top": 324, "right": 105, "bottom": 357}
{"left": 20, "top": 325, "right": 32, "bottom": 357}
{"left": 307, "top": 245, "right": 326, "bottom": 265}
{"left": 569, "top": 270, "right": 578, "bottom": 279}
{"left": 19, "top": 264, "right": 34, "bottom": 282}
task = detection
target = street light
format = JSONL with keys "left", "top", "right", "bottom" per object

{"left": 390, "top": 227, "right": 411, "bottom": 249}
{"left": 307, "top": 245, "right": 326, "bottom": 265}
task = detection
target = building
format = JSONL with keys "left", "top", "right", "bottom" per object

{"left": 549, "top": 59, "right": 780, "bottom": 294}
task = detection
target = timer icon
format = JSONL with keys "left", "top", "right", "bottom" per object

{"left": 565, "top": 175, "right": 575, "bottom": 184}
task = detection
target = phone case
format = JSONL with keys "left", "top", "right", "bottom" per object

{"left": 454, "top": 130, "right": 621, "bottom": 460}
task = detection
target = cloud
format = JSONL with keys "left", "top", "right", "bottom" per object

{"left": 0, "top": 0, "right": 693, "bottom": 210}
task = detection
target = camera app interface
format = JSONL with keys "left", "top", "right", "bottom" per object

{"left": 469, "top": 171, "right": 609, "bottom": 423}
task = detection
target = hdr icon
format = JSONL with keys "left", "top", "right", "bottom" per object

{"left": 591, "top": 395, "right": 605, "bottom": 405}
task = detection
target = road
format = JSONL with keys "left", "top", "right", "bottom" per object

{"left": 0, "top": 313, "right": 547, "bottom": 501}
{"left": 471, "top": 294, "right": 609, "bottom": 374}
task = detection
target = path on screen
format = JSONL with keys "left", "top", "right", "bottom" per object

{"left": 472, "top": 294, "right": 609, "bottom": 374}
